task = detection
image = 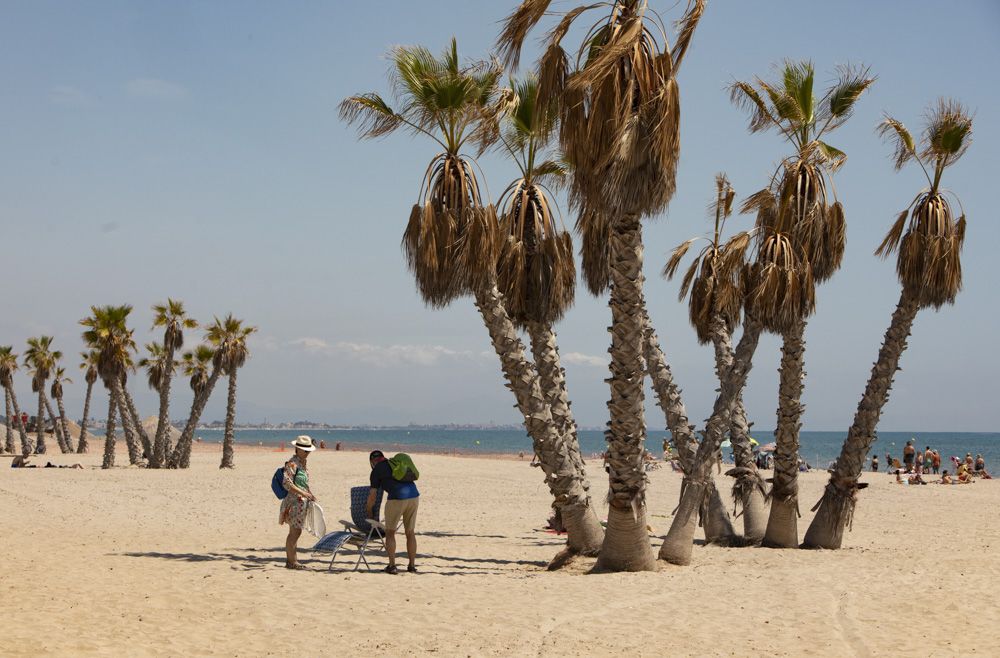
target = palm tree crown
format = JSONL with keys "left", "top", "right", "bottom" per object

{"left": 663, "top": 174, "right": 747, "bottom": 344}
{"left": 206, "top": 314, "right": 257, "bottom": 374}
{"left": 153, "top": 299, "right": 197, "bottom": 352}
{"left": 182, "top": 345, "right": 216, "bottom": 397}
{"left": 875, "top": 99, "right": 971, "bottom": 309}
{"left": 731, "top": 60, "right": 875, "bottom": 282}
{"left": 24, "top": 336, "right": 61, "bottom": 393}
{"left": 340, "top": 39, "right": 503, "bottom": 307}
{"left": 0, "top": 346, "right": 20, "bottom": 387}
{"left": 138, "top": 343, "right": 176, "bottom": 393}
{"left": 490, "top": 74, "right": 575, "bottom": 328}
{"left": 80, "top": 305, "right": 137, "bottom": 384}
{"left": 80, "top": 350, "right": 99, "bottom": 386}
{"left": 50, "top": 366, "right": 71, "bottom": 400}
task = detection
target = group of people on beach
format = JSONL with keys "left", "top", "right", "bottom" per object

{"left": 278, "top": 435, "right": 420, "bottom": 574}
{"left": 871, "top": 439, "right": 990, "bottom": 485}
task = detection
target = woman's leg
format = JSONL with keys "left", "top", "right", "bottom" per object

{"left": 286, "top": 526, "right": 302, "bottom": 567}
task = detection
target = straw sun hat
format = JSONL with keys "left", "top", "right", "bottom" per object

{"left": 291, "top": 435, "right": 317, "bottom": 452}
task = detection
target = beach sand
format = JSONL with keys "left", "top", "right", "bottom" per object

{"left": 2, "top": 445, "right": 998, "bottom": 656}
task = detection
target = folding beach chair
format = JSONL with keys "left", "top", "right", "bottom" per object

{"left": 312, "top": 486, "right": 387, "bottom": 571}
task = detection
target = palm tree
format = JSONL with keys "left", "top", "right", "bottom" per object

{"left": 76, "top": 350, "right": 99, "bottom": 453}
{"left": 0, "top": 346, "right": 32, "bottom": 455}
{"left": 3, "top": 386, "right": 12, "bottom": 454}
{"left": 489, "top": 74, "right": 603, "bottom": 551}
{"left": 149, "top": 299, "right": 197, "bottom": 468}
{"left": 341, "top": 40, "right": 605, "bottom": 558}
{"left": 50, "top": 365, "right": 74, "bottom": 453}
{"left": 728, "top": 60, "right": 874, "bottom": 548}
{"left": 804, "top": 100, "right": 972, "bottom": 549}
{"left": 168, "top": 344, "right": 219, "bottom": 469}
{"left": 138, "top": 342, "right": 175, "bottom": 461}
{"left": 206, "top": 314, "right": 256, "bottom": 469}
{"left": 81, "top": 305, "right": 141, "bottom": 468}
{"left": 24, "top": 336, "right": 61, "bottom": 455}
{"left": 499, "top": 0, "right": 706, "bottom": 572}
{"left": 662, "top": 174, "right": 764, "bottom": 543}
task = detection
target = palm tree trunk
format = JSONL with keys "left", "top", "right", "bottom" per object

{"left": 804, "top": 292, "right": 920, "bottom": 549}
{"left": 4, "top": 388, "right": 13, "bottom": 453}
{"left": 44, "top": 394, "right": 68, "bottom": 453}
{"left": 55, "top": 393, "right": 74, "bottom": 453}
{"left": 220, "top": 369, "right": 238, "bottom": 469}
{"left": 710, "top": 319, "right": 768, "bottom": 543}
{"left": 727, "top": 398, "right": 768, "bottom": 544}
{"left": 169, "top": 367, "right": 223, "bottom": 469}
{"left": 35, "top": 390, "right": 47, "bottom": 454}
{"left": 151, "top": 344, "right": 177, "bottom": 469}
{"left": 763, "top": 318, "right": 807, "bottom": 549}
{"left": 4, "top": 383, "right": 32, "bottom": 456}
{"left": 526, "top": 323, "right": 591, "bottom": 489}
{"left": 643, "top": 311, "right": 736, "bottom": 544}
{"left": 77, "top": 379, "right": 94, "bottom": 454}
{"left": 595, "top": 216, "right": 655, "bottom": 573}
{"left": 120, "top": 383, "right": 153, "bottom": 460}
{"left": 110, "top": 379, "right": 140, "bottom": 465}
{"left": 475, "top": 285, "right": 604, "bottom": 557}
{"left": 101, "top": 392, "right": 117, "bottom": 469}
{"left": 659, "top": 317, "right": 762, "bottom": 565}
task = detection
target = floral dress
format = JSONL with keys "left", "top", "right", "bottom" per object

{"left": 278, "top": 455, "right": 310, "bottom": 529}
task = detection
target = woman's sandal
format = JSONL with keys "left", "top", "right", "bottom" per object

{"left": 384, "top": 565, "right": 398, "bottom": 575}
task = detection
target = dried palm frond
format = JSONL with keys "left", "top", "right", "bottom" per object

{"left": 496, "top": 0, "right": 555, "bottom": 70}
{"left": 577, "top": 205, "right": 612, "bottom": 296}
{"left": 745, "top": 232, "right": 815, "bottom": 334}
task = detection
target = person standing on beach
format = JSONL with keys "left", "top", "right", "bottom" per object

{"left": 279, "top": 435, "right": 318, "bottom": 570}
{"left": 923, "top": 447, "right": 934, "bottom": 474}
{"left": 932, "top": 450, "right": 941, "bottom": 474}
{"left": 903, "top": 441, "right": 915, "bottom": 472}
{"left": 366, "top": 450, "right": 419, "bottom": 574}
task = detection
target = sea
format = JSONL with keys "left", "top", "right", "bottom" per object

{"left": 198, "top": 428, "right": 1000, "bottom": 470}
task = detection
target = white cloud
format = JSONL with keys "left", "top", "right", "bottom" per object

{"left": 562, "top": 352, "right": 608, "bottom": 367}
{"left": 127, "top": 77, "right": 188, "bottom": 100}
{"left": 289, "top": 338, "right": 482, "bottom": 368}
{"left": 49, "top": 85, "right": 96, "bottom": 107}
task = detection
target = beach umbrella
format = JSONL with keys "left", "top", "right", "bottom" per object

{"left": 760, "top": 442, "right": 776, "bottom": 453}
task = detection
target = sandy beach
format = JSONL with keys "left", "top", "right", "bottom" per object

{"left": 2, "top": 444, "right": 998, "bottom": 657}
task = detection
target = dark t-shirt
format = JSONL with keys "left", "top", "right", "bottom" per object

{"left": 370, "top": 460, "right": 419, "bottom": 500}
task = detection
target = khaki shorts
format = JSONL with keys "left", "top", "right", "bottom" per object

{"left": 385, "top": 497, "right": 419, "bottom": 533}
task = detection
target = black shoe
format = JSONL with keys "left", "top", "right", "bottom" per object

{"left": 384, "top": 565, "right": 398, "bottom": 575}
{"left": 407, "top": 565, "right": 418, "bottom": 573}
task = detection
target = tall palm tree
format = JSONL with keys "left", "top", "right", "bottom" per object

{"left": 24, "top": 336, "right": 61, "bottom": 455}
{"left": 206, "top": 314, "right": 256, "bottom": 469}
{"left": 489, "top": 74, "right": 603, "bottom": 551}
{"left": 81, "top": 305, "right": 141, "bottom": 468}
{"left": 168, "top": 344, "right": 219, "bottom": 469}
{"left": 340, "top": 40, "right": 604, "bottom": 558}
{"left": 3, "top": 386, "right": 12, "bottom": 454}
{"left": 149, "top": 299, "right": 197, "bottom": 468}
{"left": 499, "top": 0, "right": 706, "bottom": 572}
{"left": 662, "top": 174, "right": 765, "bottom": 543}
{"left": 728, "top": 60, "right": 874, "bottom": 548}
{"left": 139, "top": 342, "right": 175, "bottom": 461}
{"left": 804, "top": 100, "right": 972, "bottom": 549}
{"left": 50, "top": 365, "right": 74, "bottom": 453}
{"left": 0, "top": 346, "right": 32, "bottom": 455}
{"left": 76, "top": 350, "right": 99, "bottom": 454}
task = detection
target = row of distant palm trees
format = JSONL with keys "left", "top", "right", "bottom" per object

{"left": 0, "top": 301, "right": 255, "bottom": 469}
{"left": 341, "top": 0, "right": 970, "bottom": 570}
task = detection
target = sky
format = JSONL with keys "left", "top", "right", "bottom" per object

{"left": 0, "top": 1, "right": 997, "bottom": 432}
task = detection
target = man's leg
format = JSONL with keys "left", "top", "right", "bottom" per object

{"left": 405, "top": 529, "right": 416, "bottom": 568}
{"left": 384, "top": 529, "right": 397, "bottom": 568}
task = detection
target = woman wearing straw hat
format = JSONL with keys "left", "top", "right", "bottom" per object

{"left": 279, "top": 435, "right": 319, "bottom": 569}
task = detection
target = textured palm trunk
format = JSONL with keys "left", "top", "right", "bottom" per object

{"left": 660, "top": 318, "right": 762, "bottom": 565}
{"left": 77, "top": 380, "right": 94, "bottom": 454}
{"left": 150, "top": 344, "right": 177, "bottom": 469}
{"left": 4, "top": 383, "right": 32, "bottom": 456}
{"left": 804, "top": 292, "right": 920, "bottom": 549}
{"left": 169, "top": 367, "right": 223, "bottom": 469}
{"left": 763, "top": 318, "right": 807, "bottom": 549}
{"left": 711, "top": 319, "right": 769, "bottom": 543}
{"left": 728, "top": 398, "right": 768, "bottom": 543}
{"left": 120, "top": 383, "right": 153, "bottom": 460}
{"left": 101, "top": 393, "right": 117, "bottom": 469}
{"left": 35, "top": 391, "right": 47, "bottom": 454}
{"left": 475, "top": 285, "right": 604, "bottom": 557}
{"left": 44, "top": 394, "right": 68, "bottom": 453}
{"left": 220, "top": 369, "right": 238, "bottom": 469}
{"left": 642, "top": 312, "right": 698, "bottom": 470}
{"left": 595, "top": 216, "right": 656, "bottom": 573}
{"left": 4, "top": 388, "right": 13, "bottom": 453}
{"left": 110, "top": 379, "right": 140, "bottom": 465}
{"left": 55, "top": 394, "right": 74, "bottom": 453}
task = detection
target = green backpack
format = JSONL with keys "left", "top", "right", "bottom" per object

{"left": 388, "top": 453, "right": 419, "bottom": 482}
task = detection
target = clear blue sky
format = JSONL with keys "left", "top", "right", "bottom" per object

{"left": 1, "top": 1, "right": 997, "bottom": 431}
